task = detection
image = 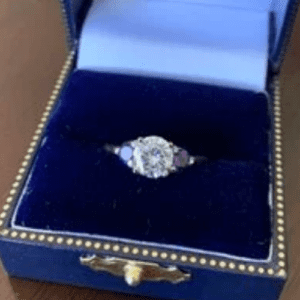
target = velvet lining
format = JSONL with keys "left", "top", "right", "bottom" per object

{"left": 12, "top": 70, "right": 271, "bottom": 259}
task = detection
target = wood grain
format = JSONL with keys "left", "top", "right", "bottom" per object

{"left": 0, "top": 0, "right": 299, "bottom": 299}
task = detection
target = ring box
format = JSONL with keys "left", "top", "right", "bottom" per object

{"left": 0, "top": 1, "right": 297, "bottom": 299}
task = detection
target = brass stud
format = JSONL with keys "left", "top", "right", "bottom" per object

{"left": 248, "top": 265, "right": 255, "bottom": 273}
{"left": 277, "top": 203, "right": 284, "bottom": 209}
{"left": 277, "top": 269, "right": 286, "bottom": 277}
{"left": 278, "top": 235, "right": 284, "bottom": 241}
{"left": 276, "top": 181, "right": 283, "bottom": 187}
{"left": 9, "top": 189, "right": 16, "bottom": 195}
{"left": 104, "top": 243, "right": 111, "bottom": 250}
{"left": 268, "top": 269, "right": 275, "bottom": 275}
{"left": 16, "top": 175, "right": 23, "bottom": 181}
{"left": 94, "top": 242, "right": 101, "bottom": 249}
{"left": 56, "top": 237, "right": 64, "bottom": 244}
{"left": 132, "top": 248, "right": 139, "bottom": 255}
{"left": 275, "top": 123, "right": 281, "bottom": 128}
{"left": 52, "top": 90, "right": 60, "bottom": 96}
{"left": 45, "top": 106, "right": 52, "bottom": 111}
{"left": 47, "top": 236, "right": 55, "bottom": 243}
{"left": 85, "top": 241, "right": 92, "bottom": 248}
{"left": 48, "top": 100, "right": 55, "bottom": 105}
{"left": 12, "top": 182, "right": 19, "bottom": 188}
{"left": 66, "top": 238, "right": 73, "bottom": 245}
{"left": 21, "top": 161, "right": 28, "bottom": 167}
{"left": 112, "top": 245, "right": 120, "bottom": 252}
{"left": 43, "top": 112, "right": 50, "bottom": 117}
{"left": 181, "top": 255, "right": 188, "bottom": 262}
{"left": 210, "top": 260, "right": 217, "bottom": 266}
{"left": 0, "top": 220, "right": 3, "bottom": 226}
{"left": 276, "top": 173, "right": 283, "bottom": 179}
{"left": 161, "top": 252, "right": 168, "bottom": 259}
{"left": 276, "top": 160, "right": 282, "bottom": 166}
{"left": 20, "top": 232, "right": 27, "bottom": 239}
{"left": 38, "top": 235, "right": 45, "bottom": 241}
{"left": 190, "top": 256, "right": 197, "bottom": 263}
{"left": 38, "top": 123, "right": 45, "bottom": 128}
{"left": 29, "top": 233, "right": 37, "bottom": 240}
{"left": 279, "top": 261, "right": 285, "bottom": 267}
{"left": 219, "top": 261, "right": 226, "bottom": 268}
{"left": 277, "top": 218, "right": 284, "bottom": 224}
{"left": 11, "top": 231, "right": 18, "bottom": 238}
{"left": 277, "top": 226, "right": 284, "bottom": 233}
{"left": 76, "top": 240, "right": 83, "bottom": 246}
{"left": 278, "top": 252, "right": 285, "bottom": 259}
{"left": 1, "top": 229, "right": 9, "bottom": 236}
{"left": 41, "top": 117, "right": 47, "bottom": 122}
{"left": 277, "top": 211, "right": 284, "bottom": 217}
{"left": 142, "top": 249, "right": 149, "bottom": 256}
{"left": 239, "top": 264, "right": 246, "bottom": 271}
{"left": 170, "top": 253, "right": 177, "bottom": 260}
{"left": 27, "top": 148, "right": 35, "bottom": 153}
{"left": 3, "top": 204, "right": 10, "bottom": 210}
{"left": 277, "top": 188, "right": 283, "bottom": 194}
{"left": 278, "top": 243, "right": 285, "bottom": 250}
{"left": 6, "top": 197, "right": 13, "bottom": 203}
{"left": 275, "top": 147, "right": 282, "bottom": 153}
{"left": 277, "top": 195, "right": 284, "bottom": 201}
{"left": 258, "top": 267, "right": 265, "bottom": 274}
{"left": 151, "top": 251, "right": 158, "bottom": 258}
{"left": 229, "top": 263, "right": 236, "bottom": 269}
{"left": 35, "top": 129, "right": 42, "bottom": 134}
{"left": 18, "top": 168, "right": 26, "bottom": 173}
{"left": 200, "top": 258, "right": 207, "bottom": 265}
{"left": 32, "top": 135, "right": 39, "bottom": 141}
{"left": 123, "top": 246, "right": 130, "bottom": 253}
{"left": 0, "top": 212, "right": 6, "bottom": 218}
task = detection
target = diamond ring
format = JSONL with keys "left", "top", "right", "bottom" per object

{"left": 104, "top": 136, "right": 207, "bottom": 179}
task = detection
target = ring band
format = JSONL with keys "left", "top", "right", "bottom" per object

{"left": 105, "top": 135, "right": 207, "bottom": 179}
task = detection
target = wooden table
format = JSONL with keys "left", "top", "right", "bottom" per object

{"left": 0, "top": 1, "right": 300, "bottom": 299}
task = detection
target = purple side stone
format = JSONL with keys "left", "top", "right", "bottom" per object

{"left": 173, "top": 150, "right": 189, "bottom": 167}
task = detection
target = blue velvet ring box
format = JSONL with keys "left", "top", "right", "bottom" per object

{"left": 0, "top": 0, "right": 297, "bottom": 299}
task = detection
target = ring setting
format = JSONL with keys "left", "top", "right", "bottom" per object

{"left": 105, "top": 135, "right": 206, "bottom": 179}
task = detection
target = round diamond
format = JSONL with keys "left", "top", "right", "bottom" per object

{"left": 132, "top": 136, "right": 173, "bottom": 179}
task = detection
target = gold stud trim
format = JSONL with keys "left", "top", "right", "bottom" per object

{"left": 85, "top": 241, "right": 92, "bottom": 248}
{"left": 151, "top": 251, "right": 158, "bottom": 258}
{"left": 104, "top": 243, "right": 111, "bottom": 250}
{"left": 210, "top": 260, "right": 217, "bottom": 267}
{"left": 47, "top": 236, "right": 55, "bottom": 243}
{"left": 142, "top": 249, "right": 149, "bottom": 256}
{"left": 94, "top": 242, "right": 101, "bottom": 249}
{"left": 170, "top": 253, "right": 177, "bottom": 260}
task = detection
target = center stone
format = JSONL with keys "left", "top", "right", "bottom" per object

{"left": 132, "top": 136, "right": 173, "bottom": 179}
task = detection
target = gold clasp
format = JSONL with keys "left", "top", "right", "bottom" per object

{"left": 80, "top": 254, "right": 191, "bottom": 287}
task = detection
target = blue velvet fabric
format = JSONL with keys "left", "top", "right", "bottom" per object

{"left": 0, "top": 240, "right": 285, "bottom": 300}
{"left": 12, "top": 70, "right": 271, "bottom": 259}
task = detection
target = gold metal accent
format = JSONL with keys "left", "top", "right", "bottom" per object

{"left": 85, "top": 241, "right": 92, "bottom": 248}
{"left": 80, "top": 255, "right": 191, "bottom": 287}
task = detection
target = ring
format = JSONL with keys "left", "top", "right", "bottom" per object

{"left": 105, "top": 135, "right": 207, "bottom": 179}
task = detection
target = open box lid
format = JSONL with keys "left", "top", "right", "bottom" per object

{"left": 66, "top": 0, "right": 299, "bottom": 80}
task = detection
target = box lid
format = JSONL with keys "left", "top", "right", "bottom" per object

{"left": 64, "top": 0, "right": 299, "bottom": 75}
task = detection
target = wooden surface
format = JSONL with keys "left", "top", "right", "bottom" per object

{"left": 0, "top": 0, "right": 300, "bottom": 299}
